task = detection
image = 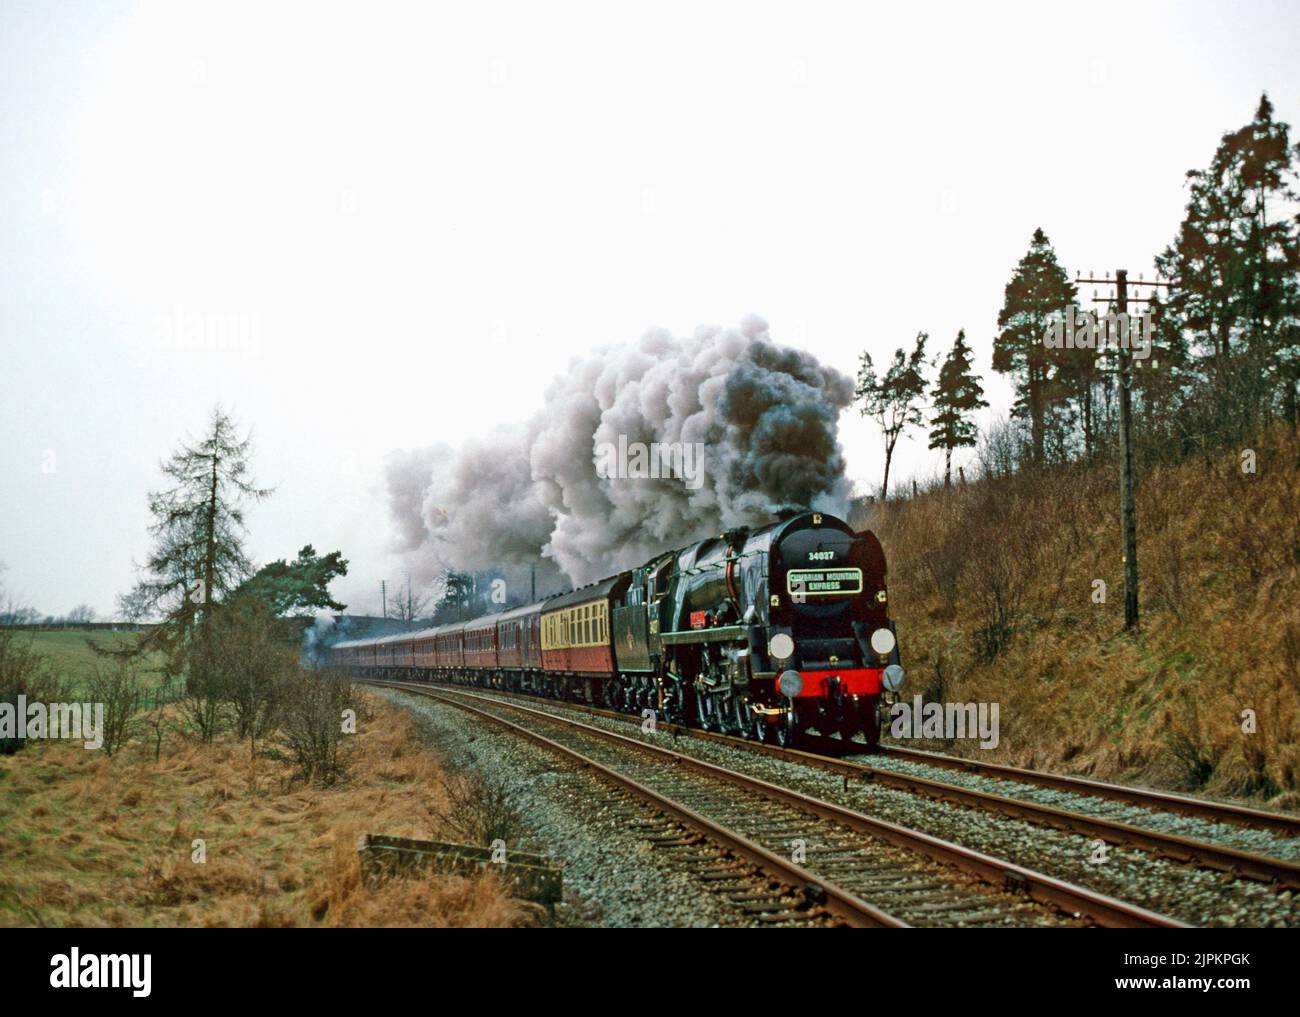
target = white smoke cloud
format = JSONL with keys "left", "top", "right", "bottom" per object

{"left": 384, "top": 315, "right": 854, "bottom": 586}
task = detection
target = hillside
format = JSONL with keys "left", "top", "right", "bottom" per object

{"left": 854, "top": 428, "right": 1300, "bottom": 807}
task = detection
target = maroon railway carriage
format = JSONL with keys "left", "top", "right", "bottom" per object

{"left": 463, "top": 613, "right": 500, "bottom": 670}
{"left": 432, "top": 622, "right": 465, "bottom": 670}
{"left": 373, "top": 633, "right": 407, "bottom": 673}
{"left": 411, "top": 627, "right": 437, "bottom": 669}
{"left": 496, "top": 602, "right": 543, "bottom": 671}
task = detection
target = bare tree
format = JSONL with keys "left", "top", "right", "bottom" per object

{"left": 85, "top": 660, "right": 143, "bottom": 756}
{"left": 0, "top": 624, "right": 68, "bottom": 754}
{"left": 276, "top": 667, "right": 356, "bottom": 785}
{"left": 66, "top": 605, "right": 96, "bottom": 624}
{"left": 203, "top": 595, "right": 295, "bottom": 754}
{"left": 429, "top": 764, "right": 524, "bottom": 846}
{"left": 856, "top": 332, "right": 929, "bottom": 500}
{"left": 387, "top": 577, "right": 431, "bottom": 626}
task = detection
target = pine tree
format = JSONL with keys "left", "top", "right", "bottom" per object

{"left": 236, "top": 545, "right": 349, "bottom": 618}
{"left": 928, "top": 330, "right": 987, "bottom": 486}
{"left": 1156, "top": 94, "right": 1300, "bottom": 430}
{"left": 856, "top": 332, "right": 928, "bottom": 500}
{"left": 993, "top": 228, "right": 1078, "bottom": 463}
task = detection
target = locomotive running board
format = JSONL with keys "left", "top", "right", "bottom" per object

{"left": 659, "top": 625, "right": 748, "bottom": 646}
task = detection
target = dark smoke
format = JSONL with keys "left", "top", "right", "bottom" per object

{"left": 384, "top": 315, "right": 854, "bottom": 587}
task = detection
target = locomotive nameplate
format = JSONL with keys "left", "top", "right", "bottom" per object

{"left": 785, "top": 567, "right": 863, "bottom": 596}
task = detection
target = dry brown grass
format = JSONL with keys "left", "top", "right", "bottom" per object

{"left": 0, "top": 693, "right": 526, "bottom": 927}
{"left": 861, "top": 427, "right": 1300, "bottom": 806}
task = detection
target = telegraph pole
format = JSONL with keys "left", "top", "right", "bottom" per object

{"left": 1075, "top": 268, "right": 1170, "bottom": 631}
{"left": 1114, "top": 270, "right": 1139, "bottom": 630}
{"left": 380, "top": 579, "right": 387, "bottom": 619}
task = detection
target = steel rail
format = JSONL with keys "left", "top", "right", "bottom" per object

{"left": 363, "top": 677, "right": 1300, "bottom": 887}
{"left": 874, "top": 743, "right": 1300, "bottom": 838}
{"left": 373, "top": 680, "right": 1187, "bottom": 929}
{"left": 391, "top": 682, "right": 906, "bottom": 928}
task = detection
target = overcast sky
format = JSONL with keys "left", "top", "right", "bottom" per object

{"left": 1, "top": 0, "right": 1297, "bottom": 618}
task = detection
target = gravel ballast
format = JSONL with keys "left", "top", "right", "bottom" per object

{"left": 369, "top": 687, "right": 824, "bottom": 927}
{"left": 416, "top": 686, "right": 1299, "bottom": 928}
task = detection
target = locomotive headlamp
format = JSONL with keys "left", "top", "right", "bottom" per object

{"left": 768, "top": 633, "right": 795, "bottom": 661}
{"left": 869, "top": 627, "right": 896, "bottom": 657}
{"left": 778, "top": 670, "right": 803, "bottom": 698}
{"left": 882, "top": 664, "right": 906, "bottom": 692}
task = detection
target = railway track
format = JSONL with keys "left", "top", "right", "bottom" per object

{"left": 870, "top": 742, "right": 1300, "bottom": 837}
{"left": 362, "top": 677, "right": 1300, "bottom": 891}
{"left": 368, "top": 679, "right": 1186, "bottom": 928}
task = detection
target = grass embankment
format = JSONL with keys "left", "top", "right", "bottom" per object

{"left": 857, "top": 428, "right": 1300, "bottom": 807}
{"left": 0, "top": 692, "right": 524, "bottom": 927}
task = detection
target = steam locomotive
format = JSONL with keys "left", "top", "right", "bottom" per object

{"left": 331, "top": 511, "right": 904, "bottom": 745}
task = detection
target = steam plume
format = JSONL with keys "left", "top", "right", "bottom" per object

{"left": 384, "top": 315, "right": 854, "bottom": 587}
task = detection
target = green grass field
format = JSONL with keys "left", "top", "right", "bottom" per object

{"left": 23, "top": 630, "right": 169, "bottom": 695}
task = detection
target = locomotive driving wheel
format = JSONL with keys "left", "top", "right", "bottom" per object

{"left": 659, "top": 673, "right": 685, "bottom": 725}
{"left": 731, "top": 695, "right": 753, "bottom": 739}
{"left": 861, "top": 693, "right": 882, "bottom": 747}
{"left": 695, "top": 683, "right": 715, "bottom": 731}
{"left": 774, "top": 707, "right": 797, "bottom": 747}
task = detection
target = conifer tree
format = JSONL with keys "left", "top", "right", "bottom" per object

{"left": 993, "top": 228, "right": 1078, "bottom": 462}
{"left": 1156, "top": 93, "right": 1300, "bottom": 429}
{"left": 124, "top": 409, "right": 272, "bottom": 675}
{"left": 928, "top": 330, "right": 987, "bottom": 486}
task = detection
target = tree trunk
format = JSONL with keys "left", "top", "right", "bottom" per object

{"left": 203, "top": 453, "right": 219, "bottom": 616}
{"left": 1029, "top": 368, "right": 1044, "bottom": 464}
{"left": 944, "top": 447, "right": 952, "bottom": 488}
{"left": 1083, "top": 382, "right": 1093, "bottom": 459}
